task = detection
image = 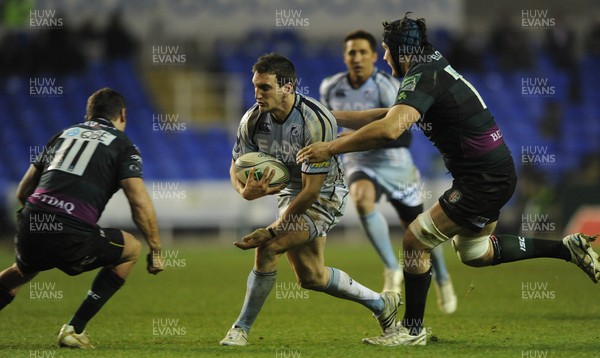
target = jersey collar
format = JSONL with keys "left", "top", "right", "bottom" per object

{"left": 90, "top": 117, "right": 115, "bottom": 128}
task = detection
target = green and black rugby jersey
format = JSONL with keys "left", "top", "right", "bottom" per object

{"left": 27, "top": 118, "right": 143, "bottom": 231}
{"left": 394, "top": 51, "right": 513, "bottom": 175}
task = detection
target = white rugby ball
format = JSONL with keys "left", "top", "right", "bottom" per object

{"left": 234, "top": 152, "right": 290, "bottom": 186}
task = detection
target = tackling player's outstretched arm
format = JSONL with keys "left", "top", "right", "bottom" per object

{"left": 332, "top": 108, "right": 389, "bottom": 130}
{"left": 16, "top": 165, "right": 41, "bottom": 205}
{"left": 120, "top": 177, "right": 163, "bottom": 273}
{"left": 297, "top": 104, "right": 420, "bottom": 163}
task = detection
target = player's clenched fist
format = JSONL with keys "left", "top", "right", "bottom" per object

{"left": 147, "top": 249, "right": 165, "bottom": 274}
{"left": 296, "top": 142, "right": 332, "bottom": 164}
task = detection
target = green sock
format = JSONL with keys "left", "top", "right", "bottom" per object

{"left": 402, "top": 268, "right": 432, "bottom": 336}
{"left": 490, "top": 234, "right": 571, "bottom": 265}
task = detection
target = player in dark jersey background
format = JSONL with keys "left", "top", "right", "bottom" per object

{"left": 298, "top": 13, "right": 600, "bottom": 346}
{"left": 0, "top": 88, "right": 164, "bottom": 349}
{"left": 320, "top": 29, "right": 457, "bottom": 313}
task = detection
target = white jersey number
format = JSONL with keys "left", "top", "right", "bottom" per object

{"left": 48, "top": 138, "right": 99, "bottom": 176}
{"left": 444, "top": 65, "right": 487, "bottom": 109}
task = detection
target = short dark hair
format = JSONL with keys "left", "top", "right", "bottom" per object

{"left": 344, "top": 30, "right": 377, "bottom": 52}
{"left": 252, "top": 53, "right": 297, "bottom": 90}
{"left": 85, "top": 88, "right": 126, "bottom": 121}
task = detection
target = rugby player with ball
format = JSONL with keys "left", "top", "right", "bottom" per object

{"left": 220, "top": 53, "right": 402, "bottom": 346}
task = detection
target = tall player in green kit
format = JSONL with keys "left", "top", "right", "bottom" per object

{"left": 321, "top": 30, "right": 457, "bottom": 314}
{"left": 220, "top": 53, "right": 402, "bottom": 347}
{"left": 298, "top": 13, "right": 599, "bottom": 346}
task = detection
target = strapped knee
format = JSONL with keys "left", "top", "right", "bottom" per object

{"left": 408, "top": 210, "right": 450, "bottom": 249}
{"left": 451, "top": 235, "right": 491, "bottom": 263}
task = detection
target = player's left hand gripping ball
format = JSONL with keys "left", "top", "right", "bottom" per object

{"left": 234, "top": 228, "right": 273, "bottom": 250}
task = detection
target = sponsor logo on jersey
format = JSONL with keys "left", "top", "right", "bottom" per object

{"left": 129, "top": 152, "right": 143, "bottom": 174}
{"left": 308, "top": 161, "right": 330, "bottom": 169}
{"left": 129, "top": 164, "right": 142, "bottom": 173}
{"left": 399, "top": 73, "right": 422, "bottom": 92}
{"left": 59, "top": 128, "right": 116, "bottom": 146}
{"left": 290, "top": 125, "right": 301, "bottom": 137}
{"left": 448, "top": 189, "right": 462, "bottom": 203}
{"left": 490, "top": 129, "right": 503, "bottom": 141}
{"left": 65, "top": 128, "right": 80, "bottom": 136}
{"left": 131, "top": 154, "right": 143, "bottom": 164}
{"left": 334, "top": 89, "right": 346, "bottom": 97}
{"left": 31, "top": 192, "right": 75, "bottom": 214}
{"left": 257, "top": 122, "right": 271, "bottom": 134}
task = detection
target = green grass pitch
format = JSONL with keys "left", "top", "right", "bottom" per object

{"left": 1, "top": 238, "right": 599, "bottom": 357}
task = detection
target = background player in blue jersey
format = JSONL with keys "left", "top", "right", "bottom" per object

{"left": 298, "top": 13, "right": 599, "bottom": 346}
{"left": 0, "top": 88, "right": 164, "bottom": 349}
{"left": 320, "top": 29, "right": 456, "bottom": 313}
{"left": 220, "top": 53, "right": 402, "bottom": 347}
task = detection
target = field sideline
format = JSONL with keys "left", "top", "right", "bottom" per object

{"left": 1, "top": 237, "right": 599, "bottom": 358}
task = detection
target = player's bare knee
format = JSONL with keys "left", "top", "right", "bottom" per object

{"left": 121, "top": 231, "right": 141, "bottom": 261}
{"left": 130, "top": 237, "right": 142, "bottom": 256}
{"left": 403, "top": 230, "right": 422, "bottom": 252}
{"left": 353, "top": 197, "right": 374, "bottom": 216}
{"left": 255, "top": 242, "right": 284, "bottom": 263}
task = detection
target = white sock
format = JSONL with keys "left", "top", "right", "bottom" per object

{"left": 322, "top": 267, "right": 383, "bottom": 314}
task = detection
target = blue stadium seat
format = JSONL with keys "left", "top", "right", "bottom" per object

{"left": 1, "top": 34, "right": 600, "bottom": 199}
